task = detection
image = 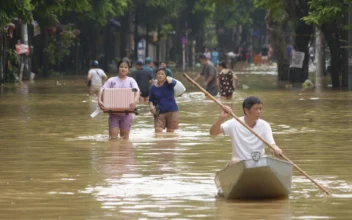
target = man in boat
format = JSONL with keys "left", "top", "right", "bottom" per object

{"left": 210, "top": 96, "right": 282, "bottom": 165}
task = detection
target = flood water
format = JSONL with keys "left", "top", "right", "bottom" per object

{"left": 1, "top": 72, "right": 352, "bottom": 219}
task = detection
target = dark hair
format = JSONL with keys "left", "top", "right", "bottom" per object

{"left": 219, "top": 61, "right": 227, "bottom": 68}
{"left": 122, "top": 57, "right": 131, "bottom": 67}
{"left": 242, "top": 96, "right": 262, "bottom": 115}
{"left": 117, "top": 59, "right": 130, "bottom": 69}
{"left": 155, "top": 67, "right": 166, "bottom": 74}
{"left": 199, "top": 54, "right": 207, "bottom": 60}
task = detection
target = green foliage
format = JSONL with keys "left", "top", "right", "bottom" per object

{"left": 0, "top": 0, "right": 33, "bottom": 26}
{"left": 31, "top": 0, "right": 92, "bottom": 26}
{"left": 7, "top": 49, "right": 19, "bottom": 66}
{"left": 203, "top": 19, "right": 218, "bottom": 49}
{"left": 215, "top": 0, "right": 255, "bottom": 28}
{"left": 302, "top": 0, "right": 352, "bottom": 26}
{"left": 254, "top": 0, "right": 285, "bottom": 22}
{"left": 78, "top": 0, "right": 128, "bottom": 27}
{"left": 6, "top": 66, "right": 19, "bottom": 83}
{"left": 160, "top": 24, "right": 174, "bottom": 40}
{"left": 46, "top": 26, "right": 76, "bottom": 65}
{"left": 133, "top": 0, "right": 181, "bottom": 29}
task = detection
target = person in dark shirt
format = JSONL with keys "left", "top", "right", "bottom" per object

{"left": 261, "top": 45, "right": 269, "bottom": 67}
{"left": 143, "top": 57, "right": 155, "bottom": 79}
{"left": 193, "top": 55, "right": 218, "bottom": 96}
{"left": 160, "top": 61, "right": 173, "bottom": 77}
{"left": 133, "top": 60, "right": 153, "bottom": 102}
{"left": 149, "top": 67, "right": 179, "bottom": 133}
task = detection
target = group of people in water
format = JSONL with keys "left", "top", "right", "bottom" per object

{"left": 87, "top": 56, "right": 282, "bottom": 164}
{"left": 89, "top": 58, "right": 178, "bottom": 140}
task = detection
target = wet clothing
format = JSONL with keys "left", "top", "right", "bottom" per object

{"left": 221, "top": 117, "right": 275, "bottom": 162}
{"left": 134, "top": 69, "right": 152, "bottom": 97}
{"left": 211, "top": 51, "right": 219, "bottom": 66}
{"left": 143, "top": 65, "right": 155, "bottom": 79}
{"left": 201, "top": 61, "right": 218, "bottom": 96}
{"left": 165, "top": 68, "right": 173, "bottom": 77}
{"left": 154, "top": 111, "right": 179, "bottom": 130}
{"left": 261, "top": 47, "right": 269, "bottom": 56}
{"left": 102, "top": 76, "right": 139, "bottom": 130}
{"left": 204, "top": 51, "right": 211, "bottom": 59}
{"left": 109, "top": 114, "right": 134, "bottom": 130}
{"left": 218, "top": 71, "right": 235, "bottom": 97}
{"left": 103, "top": 76, "right": 139, "bottom": 90}
{"left": 149, "top": 79, "right": 178, "bottom": 114}
{"left": 88, "top": 68, "right": 107, "bottom": 88}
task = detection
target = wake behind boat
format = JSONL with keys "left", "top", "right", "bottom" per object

{"left": 215, "top": 157, "right": 293, "bottom": 200}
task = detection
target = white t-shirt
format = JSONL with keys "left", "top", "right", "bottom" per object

{"left": 88, "top": 68, "right": 106, "bottom": 87}
{"left": 221, "top": 116, "right": 275, "bottom": 161}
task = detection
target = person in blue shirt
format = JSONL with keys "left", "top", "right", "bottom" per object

{"left": 160, "top": 61, "right": 173, "bottom": 77}
{"left": 149, "top": 67, "right": 179, "bottom": 133}
{"left": 211, "top": 48, "right": 219, "bottom": 66}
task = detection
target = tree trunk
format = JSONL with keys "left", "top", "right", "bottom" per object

{"left": 315, "top": 28, "right": 326, "bottom": 89}
{"left": 120, "top": 12, "right": 130, "bottom": 59}
{"left": 75, "top": 40, "right": 79, "bottom": 75}
{"left": 133, "top": 10, "right": 139, "bottom": 61}
{"left": 321, "top": 23, "right": 341, "bottom": 88}
{"left": 342, "top": 14, "right": 349, "bottom": 88}
{"left": 0, "top": 31, "right": 4, "bottom": 83}
{"left": 43, "top": 29, "right": 49, "bottom": 77}
{"left": 289, "top": 21, "right": 313, "bottom": 85}
{"left": 266, "top": 10, "right": 290, "bottom": 83}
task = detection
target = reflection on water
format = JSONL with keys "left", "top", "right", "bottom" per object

{"left": 1, "top": 76, "right": 352, "bottom": 219}
{"left": 214, "top": 199, "right": 292, "bottom": 219}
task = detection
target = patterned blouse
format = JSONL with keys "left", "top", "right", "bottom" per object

{"left": 218, "top": 71, "right": 235, "bottom": 96}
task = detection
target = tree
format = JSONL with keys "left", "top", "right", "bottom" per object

{"left": 214, "top": 0, "right": 256, "bottom": 51}
{"left": 283, "top": 0, "right": 314, "bottom": 85}
{"left": 130, "top": 0, "right": 182, "bottom": 60}
{"left": 0, "top": 0, "right": 33, "bottom": 83}
{"left": 302, "top": 0, "right": 352, "bottom": 88}
{"left": 0, "top": 0, "right": 33, "bottom": 26}
{"left": 30, "top": 0, "right": 128, "bottom": 74}
{"left": 254, "top": 0, "right": 291, "bottom": 82}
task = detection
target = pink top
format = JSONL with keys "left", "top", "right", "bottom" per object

{"left": 103, "top": 76, "right": 140, "bottom": 91}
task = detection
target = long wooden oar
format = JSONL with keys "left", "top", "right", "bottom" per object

{"left": 183, "top": 73, "right": 331, "bottom": 195}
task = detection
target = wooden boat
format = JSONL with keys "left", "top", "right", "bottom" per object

{"left": 215, "top": 157, "right": 292, "bottom": 200}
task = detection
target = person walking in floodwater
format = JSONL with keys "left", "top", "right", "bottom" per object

{"left": 211, "top": 48, "right": 219, "bottom": 66}
{"left": 87, "top": 60, "right": 107, "bottom": 96}
{"left": 204, "top": 48, "right": 211, "bottom": 60}
{"left": 210, "top": 96, "right": 282, "bottom": 165}
{"left": 98, "top": 60, "right": 140, "bottom": 140}
{"left": 194, "top": 54, "right": 218, "bottom": 96}
{"left": 133, "top": 60, "right": 153, "bottom": 102}
{"left": 159, "top": 61, "right": 173, "bottom": 77}
{"left": 217, "top": 61, "right": 239, "bottom": 99}
{"left": 149, "top": 67, "right": 179, "bottom": 133}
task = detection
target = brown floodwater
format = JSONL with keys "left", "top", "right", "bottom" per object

{"left": 0, "top": 72, "right": 352, "bottom": 219}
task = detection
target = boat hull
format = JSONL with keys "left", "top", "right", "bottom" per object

{"left": 215, "top": 157, "right": 292, "bottom": 199}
